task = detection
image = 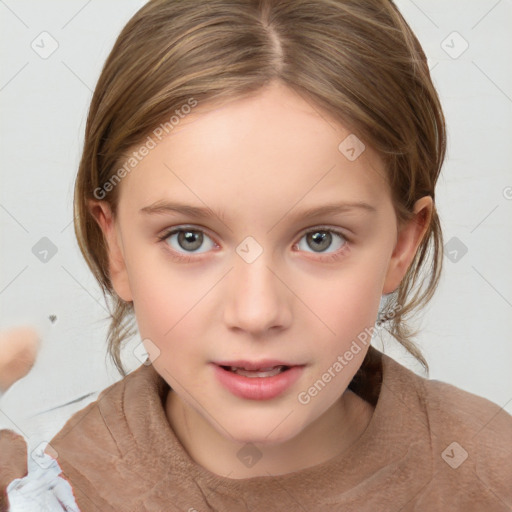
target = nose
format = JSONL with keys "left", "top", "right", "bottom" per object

{"left": 223, "top": 251, "right": 292, "bottom": 336}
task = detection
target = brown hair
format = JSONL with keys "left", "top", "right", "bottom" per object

{"left": 74, "top": 0, "right": 446, "bottom": 377}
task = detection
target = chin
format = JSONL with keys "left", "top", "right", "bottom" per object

{"left": 220, "top": 416, "right": 306, "bottom": 447}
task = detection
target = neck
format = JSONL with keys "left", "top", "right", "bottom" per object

{"left": 165, "top": 388, "right": 374, "bottom": 479}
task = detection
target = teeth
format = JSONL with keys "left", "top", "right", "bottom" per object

{"left": 229, "top": 365, "right": 286, "bottom": 378}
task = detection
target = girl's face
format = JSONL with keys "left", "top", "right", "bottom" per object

{"left": 94, "top": 82, "right": 429, "bottom": 450}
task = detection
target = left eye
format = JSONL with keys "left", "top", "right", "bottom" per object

{"left": 296, "top": 228, "right": 347, "bottom": 254}
{"left": 161, "top": 228, "right": 216, "bottom": 254}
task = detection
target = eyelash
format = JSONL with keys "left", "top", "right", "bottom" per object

{"left": 157, "top": 225, "right": 351, "bottom": 263}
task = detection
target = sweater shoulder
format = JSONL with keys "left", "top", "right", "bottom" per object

{"left": 418, "top": 375, "right": 512, "bottom": 506}
{"left": 421, "top": 376, "right": 512, "bottom": 444}
{"left": 47, "top": 372, "right": 131, "bottom": 461}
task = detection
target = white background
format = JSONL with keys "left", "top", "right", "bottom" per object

{"left": 1, "top": 0, "right": 511, "bottom": 445}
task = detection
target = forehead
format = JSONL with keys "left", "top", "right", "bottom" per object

{"left": 117, "top": 83, "right": 391, "bottom": 220}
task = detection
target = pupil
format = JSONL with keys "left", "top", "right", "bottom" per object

{"left": 179, "top": 230, "right": 203, "bottom": 251}
{"left": 308, "top": 231, "right": 331, "bottom": 252}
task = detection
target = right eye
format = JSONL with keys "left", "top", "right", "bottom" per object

{"left": 158, "top": 226, "right": 218, "bottom": 261}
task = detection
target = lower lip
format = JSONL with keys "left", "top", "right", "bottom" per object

{"left": 212, "top": 364, "right": 305, "bottom": 401}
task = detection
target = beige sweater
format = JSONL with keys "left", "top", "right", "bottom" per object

{"left": 1, "top": 347, "right": 511, "bottom": 511}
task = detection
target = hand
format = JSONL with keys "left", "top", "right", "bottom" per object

{"left": 0, "top": 327, "right": 40, "bottom": 394}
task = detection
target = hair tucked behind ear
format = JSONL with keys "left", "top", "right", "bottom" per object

{"left": 74, "top": 0, "right": 445, "bottom": 377}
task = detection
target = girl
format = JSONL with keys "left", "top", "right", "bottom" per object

{"left": 1, "top": 0, "right": 511, "bottom": 510}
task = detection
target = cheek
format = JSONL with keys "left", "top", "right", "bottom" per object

{"left": 131, "top": 273, "right": 203, "bottom": 340}
{"left": 120, "top": 242, "right": 187, "bottom": 336}
{"left": 124, "top": 255, "right": 217, "bottom": 370}
{"left": 298, "top": 256, "right": 388, "bottom": 345}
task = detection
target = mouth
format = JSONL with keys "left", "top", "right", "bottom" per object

{"left": 219, "top": 365, "right": 291, "bottom": 378}
{"left": 213, "top": 358, "right": 299, "bottom": 376}
{"left": 211, "top": 360, "right": 305, "bottom": 400}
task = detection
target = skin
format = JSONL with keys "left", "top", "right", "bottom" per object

{"left": 90, "top": 81, "right": 432, "bottom": 479}
{"left": 0, "top": 327, "right": 40, "bottom": 393}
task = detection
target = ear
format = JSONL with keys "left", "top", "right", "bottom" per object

{"left": 382, "top": 196, "right": 433, "bottom": 294}
{"left": 88, "top": 200, "right": 133, "bottom": 302}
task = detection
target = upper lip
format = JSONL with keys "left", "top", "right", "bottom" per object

{"left": 213, "top": 359, "right": 302, "bottom": 371}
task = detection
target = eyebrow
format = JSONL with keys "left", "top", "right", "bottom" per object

{"left": 140, "top": 200, "right": 377, "bottom": 222}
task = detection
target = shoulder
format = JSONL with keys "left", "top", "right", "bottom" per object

{"left": 422, "top": 376, "right": 512, "bottom": 501}
{"left": 420, "top": 374, "right": 512, "bottom": 457}
{"left": 383, "top": 354, "right": 512, "bottom": 507}
{"left": 381, "top": 352, "right": 512, "bottom": 443}
{"left": 39, "top": 370, "right": 133, "bottom": 512}
{"left": 47, "top": 367, "right": 136, "bottom": 460}
{"left": 42, "top": 363, "right": 167, "bottom": 511}
{"left": 421, "top": 375, "right": 512, "bottom": 437}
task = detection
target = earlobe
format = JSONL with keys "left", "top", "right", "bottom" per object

{"left": 382, "top": 196, "right": 433, "bottom": 295}
{"left": 88, "top": 200, "right": 133, "bottom": 302}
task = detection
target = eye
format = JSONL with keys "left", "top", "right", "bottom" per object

{"left": 295, "top": 227, "right": 349, "bottom": 259}
{"left": 158, "top": 226, "right": 216, "bottom": 260}
{"left": 158, "top": 225, "right": 350, "bottom": 263}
